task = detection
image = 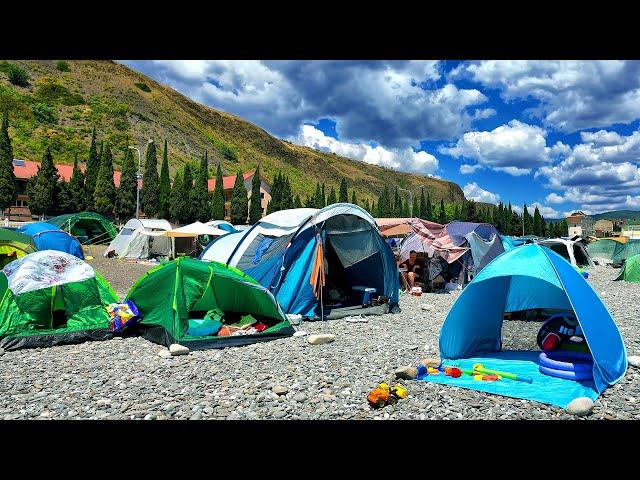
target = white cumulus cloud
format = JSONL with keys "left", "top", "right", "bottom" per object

{"left": 463, "top": 182, "right": 500, "bottom": 204}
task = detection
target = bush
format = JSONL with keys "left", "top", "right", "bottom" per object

{"left": 134, "top": 82, "right": 151, "bottom": 92}
{"left": 36, "top": 80, "right": 84, "bottom": 106}
{"left": 32, "top": 102, "right": 57, "bottom": 124}
{"left": 113, "top": 117, "right": 130, "bottom": 131}
{"left": 6, "top": 63, "right": 29, "bottom": 87}
{"left": 220, "top": 144, "right": 237, "bottom": 162}
{"left": 56, "top": 60, "right": 71, "bottom": 72}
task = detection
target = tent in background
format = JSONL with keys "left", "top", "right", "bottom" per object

{"left": 104, "top": 218, "right": 173, "bottom": 259}
{"left": 538, "top": 238, "right": 593, "bottom": 267}
{"left": 0, "top": 250, "right": 119, "bottom": 350}
{"left": 615, "top": 253, "right": 640, "bottom": 283}
{"left": 201, "top": 204, "right": 399, "bottom": 319}
{"left": 17, "top": 222, "right": 84, "bottom": 259}
{"left": 49, "top": 212, "right": 117, "bottom": 245}
{"left": 439, "top": 244, "right": 627, "bottom": 398}
{"left": 125, "top": 257, "right": 294, "bottom": 349}
{"left": 0, "top": 228, "right": 37, "bottom": 268}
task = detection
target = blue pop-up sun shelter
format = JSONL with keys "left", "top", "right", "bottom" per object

{"left": 433, "top": 244, "right": 627, "bottom": 407}
{"left": 17, "top": 222, "right": 84, "bottom": 260}
{"left": 200, "top": 204, "right": 399, "bottom": 319}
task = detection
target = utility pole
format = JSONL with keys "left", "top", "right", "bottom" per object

{"left": 128, "top": 139, "right": 154, "bottom": 219}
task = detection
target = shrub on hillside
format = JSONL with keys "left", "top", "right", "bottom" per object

{"left": 35, "top": 80, "right": 84, "bottom": 106}
{"left": 32, "top": 102, "right": 57, "bottom": 124}
{"left": 134, "top": 82, "right": 151, "bottom": 92}
{"left": 56, "top": 61, "right": 71, "bottom": 72}
{"left": 6, "top": 63, "right": 29, "bottom": 87}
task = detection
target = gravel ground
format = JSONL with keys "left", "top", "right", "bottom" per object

{"left": 0, "top": 263, "right": 638, "bottom": 420}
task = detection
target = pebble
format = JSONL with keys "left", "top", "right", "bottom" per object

{"left": 394, "top": 366, "right": 418, "bottom": 380}
{"left": 0, "top": 348, "right": 4, "bottom": 357}
{"left": 628, "top": 356, "right": 640, "bottom": 368}
{"left": 157, "top": 349, "right": 172, "bottom": 359}
{"left": 307, "top": 334, "right": 336, "bottom": 345}
{"left": 421, "top": 304, "right": 435, "bottom": 311}
{"left": 169, "top": 344, "right": 190, "bottom": 356}
{"left": 293, "top": 331, "right": 308, "bottom": 337}
{"left": 565, "top": 397, "right": 595, "bottom": 416}
{"left": 272, "top": 386, "right": 289, "bottom": 395}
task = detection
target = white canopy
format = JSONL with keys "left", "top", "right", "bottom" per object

{"left": 165, "top": 222, "right": 229, "bottom": 238}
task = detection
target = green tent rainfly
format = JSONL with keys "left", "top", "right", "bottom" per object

{"left": 615, "top": 254, "right": 640, "bottom": 283}
{"left": 125, "top": 257, "right": 294, "bottom": 349}
{"left": 48, "top": 211, "right": 118, "bottom": 245}
{"left": 0, "top": 228, "right": 37, "bottom": 268}
{"left": 0, "top": 250, "right": 119, "bottom": 350}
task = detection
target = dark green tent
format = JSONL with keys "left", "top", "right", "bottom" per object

{"left": 615, "top": 254, "right": 640, "bottom": 283}
{"left": 125, "top": 257, "right": 294, "bottom": 349}
{"left": 49, "top": 212, "right": 117, "bottom": 245}
{"left": 0, "top": 228, "right": 37, "bottom": 268}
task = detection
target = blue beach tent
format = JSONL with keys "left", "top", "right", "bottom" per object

{"left": 439, "top": 244, "right": 627, "bottom": 394}
{"left": 17, "top": 222, "right": 84, "bottom": 259}
{"left": 200, "top": 203, "right": 399, "bottom": 318}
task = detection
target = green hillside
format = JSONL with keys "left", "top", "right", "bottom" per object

{"left": 0, "top": 60, "right": 465, "bottom": 205}
{"left": 591, "top": 210, "right": 640, "bottom": 222}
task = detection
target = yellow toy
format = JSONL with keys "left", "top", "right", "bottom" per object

{"left": 427, "top": 367, "right": 440, "bottom": 375}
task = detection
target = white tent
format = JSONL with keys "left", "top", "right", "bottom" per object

{"left": 165, "top": 222, "right": 229, "bottom": 238}
{"left": 537, "top": 238, "right": 594, "bottom": 268}
{"left": 104, "top": 219, "right": 173, "bottom": 259}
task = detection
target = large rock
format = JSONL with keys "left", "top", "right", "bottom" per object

{"left": 565, "top": 397, "right": 594, "bottom": 417}
{"left": 395, "top": 366, "right": 418, "bottom": 380}
{"left": 420, "top": 357, "right": 441, "bottom": 368}
{"left": 628, "top": 356, "right": 640, "bottom": 368}
{"left": 157, "top": 349, "right": 172, "bottom": 359}
{"left": 307, "top": 334, "right": 335, "bottom": 345}
{"left": 169, "top": 344, "right": 190, "bottom": 356}
{"left": 272, "top": 385, "right": 289, "bottom": 396}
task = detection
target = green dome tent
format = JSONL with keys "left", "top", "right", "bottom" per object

{"left": 0, "top": 250, "right": 119, "bottom": 350}
{"left": 0, "top": 228, "right": 37, "bottom": 268}
{"left": 615, "top": 254, "right": 640, "bottom": 283}
{"left": 49, "top": 212, "right": 117, "bottom": 245}
{"left": 125, "top": 257, "right": 294, "bottom": 349}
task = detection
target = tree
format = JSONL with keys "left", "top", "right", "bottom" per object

{"left": 281, "top": 175, "right": 293, "bottom": 209}
{"left": 140, "top": 140, "right": 159, "bottom": 217}
{"left": 393, "top": 187, "right": 400, "bottom": 217}
{"left": 116, "top": 146, "right": 137, "bottom": 220}
{"left": 194, "top": 151, "right": 211, "bottom": 222}
{"left": 419, "top": 188, "right": 426, "bottom": 219}
{"left": 27, "top": 146, "right": 59, "bottom": 217}
{"left": 412, "top": 195, "right": 419, "bottom": 219}
{"left": 321, "top": 183, "right": 326, "bottom": 207}
{"left": 181, "top": 163, "right": 196, "bottom": 224}
{"left": 370, "top": 200, "right": 376, "bottom": 216}
{"left": 533, "top": 206, "right": 543, "bottom": 236}
{"left": 0, "top": 109, "right": 16, "bottom": 216}
{"left": 158, "top": 139, "right": 171, "bottom": 219}
{"left": 426, "top": 192, "right": 434, "bottom": 221}
{"left": 523, "top": 203, "right": 532, "bottom": 235}
{"left": 230, "top": 171, "right": 248, "bottom": 224}
{"left": 438, "top": 198, "right": 447, "bottom": 224}
{"left": 249, "top": 165, "right": 263, "bottom": 223}
{"left": 93, "top": 143, "right": 116, "bottom": 217}
{"left": 327, "top": 185, "right": 337, "bottom": 205}
{"left": 85, "top": 126, "right": 100, "bottom": 209}
{"left": 293, "top": 195, "right": 302, "bottom": 209}
{"left": 211, "top": 164, "right": 225, "bottom": 220}
{"left": 267, "top": 172, "right": 282, "bottom": 214}
{"left": 351, "top": 190, "right": 357, "bottom": 206}
{"left": 339, "top": 178, "right": 348, "bottom": 203}
{"left": 377, "top": 186, "right": 392, "bottom": 217}
{"left": 67, "top": 154, "right": 85, "bottom": 213}
{"left": 169, "top": 169, "right": 183, "bottom": 222}
{"left": 465, "top": 199, "right": 477, "bottom": 223}
{"left": 313, "top": 183, "right": 323, "bottom": 208}
{"left": 364, "top": 198, "right": 370, "bottom": 213}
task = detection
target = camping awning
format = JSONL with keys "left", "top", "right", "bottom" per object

{"left": 165, "top": 222, "right": 229, "bottom": 238}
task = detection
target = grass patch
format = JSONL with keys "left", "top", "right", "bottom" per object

{"left": 32, "top": 102, "right": 57, "bottom": 124}
{"left": 5, "top": 63, "right": 30, "bottom": 87}
{"left": 35, "top": 79, "right": 84, "bottom": 106}
{"left": 134, "top": 82, "right": 151, "bottom": 93}
{"left": 56, "top": 61, "right": 71, "bottom": 72}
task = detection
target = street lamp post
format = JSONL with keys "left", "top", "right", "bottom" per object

{"left": 129, "top": 139, "right": 153, "bottom": 220}
{"left": 398, "top": 187, "right": 413, "bottom": 218}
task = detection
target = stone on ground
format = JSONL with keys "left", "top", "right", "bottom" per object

{"left": 169, "top": 344, "right": 190, "bottom": 356}
{"left": 395, "top": 366, "right": 418, "bottom": 380}
{"left": 307, "top": 334, "right": 335, "bottom": 345}
{"left": 565, "top": 397, "right": 594, "bottom": 416}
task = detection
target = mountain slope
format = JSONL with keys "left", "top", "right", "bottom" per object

{"left": 591, "top": 210, "right": 640, "bottom": 222}
{"left": 0, "top": 60, "right": 465, "bottom": 204}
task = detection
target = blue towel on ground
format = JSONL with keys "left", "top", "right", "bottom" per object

{"left": 418, "top": 350, "right": 598, "bottom": 408}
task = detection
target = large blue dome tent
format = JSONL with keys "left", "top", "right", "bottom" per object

{"left": 17, "top": 222, "right": 84, "bottom": 260}
{"left": 200, "top": 204, "right": 399, "bottom": 319}
{"left": 436, "top": 244, "right": 627, "bottom": 406}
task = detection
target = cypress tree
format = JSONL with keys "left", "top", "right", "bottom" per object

{"left": 249, "top": 165, "right": 263, "bottom": 223}
{"left": 465, "top": 199, "right": 477, "bottom": 222}
{"left": 426, "top": 192, "right": 434, "bottom": 221}
{"left": 0, "top": 109, "right": 16, "bottom": 217}
{"left": 93, "top": 143, "right": 116, "bottom": 218}
{"left": 195, "top": 151, "right": 211, "bottom": 222}
{"left": 67, "top": 154, "right": 85, "bottom": 213}
{"left": 140, "top": 140, "right": 159, "bottom": 217}
{"left": 181, "top": 163, "right": 196, "bottom": 224}
{"left": 339, "top": 178, "right": 348, "bottom": 203}
{"left": 438, "top": 198, "right": 447, "bottom": 224}
{"left": 523, "top": 203, "right": 532, "bottom": 235}
{"left": 351, "top": 190, "right": 357, "bottom": 206}
{"left": 327, "top": 185, "right": 337, "bottom": 205}
{"left": 393, "top": 187, "right": 400, "bottom": 216}
{"left": 169, "top": 169, "right": 183, "bottom": 222}
{"left": 116, "top": 146, "right": 137, "bottom": 220}
{"left": 211, "top": 164, "right": 225, "bottom": 220}
{"left": 419, "top": 188, "right": 426, "bottom": 219}
{"left": 85, "top": 126, "right": 99, "bottom": 209}
{"left": 533, "top": 206, "right": 542, "bottom": 236}
{"left": 412, "top": 195, "right": 419, "bottom": 218}
{"left": 267, "top": 172, "right": 281, "bottom": 214}
{"left": 27, "top": 146, "right": 59, "bottom": 217}
{"left": 314, "top": 183, "right": 322, "bottom": 208}
{"left": 158, "top": 139, "right": 171, "bottom": 219}
{"left": 281, "top": 175, "right": 293, "bottom": 209}
{"left": 230, "top": 171, "right": 248, "bottom": 224}
{"left": 321, "top": 183, "right": 326, "bottom": 207}
{"left": 293, "top": 195, "right": 302, "bottom": 209}
{"left": 365, "top": 198, "right": 370, "bottom": 213}
{"left": 370, "top": 200, "right": 376, "bottom": 216}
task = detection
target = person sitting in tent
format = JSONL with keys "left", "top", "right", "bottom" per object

{"left": 399, "top": 250, "right": 425, "bottom": 289}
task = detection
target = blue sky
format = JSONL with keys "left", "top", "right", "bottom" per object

{"left": 121, "top": 60, "right": 640, "bottom": 218}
